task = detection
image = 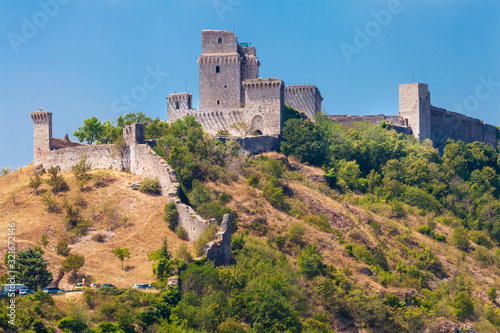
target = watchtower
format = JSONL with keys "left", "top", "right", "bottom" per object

{"left": 167, "top": 92, "right": 193, "bottom": 122}
{"left": 399, "top": 83, "right": 431, "bottom": 141}
{"left": 30, "top": 109, "right": 52, "bottom": 167}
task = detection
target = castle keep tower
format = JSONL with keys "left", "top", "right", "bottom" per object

{"left": 198, "top": 30, "right": 243, "bottom": 110}
{"left": 31, "top": 110, "right": 52, "bottom": 167}
{"left": 399, "top": 83, "right": 431, "bottom": 141}
{"left": 167, "top": 93, "right": 193, "bottom": 123}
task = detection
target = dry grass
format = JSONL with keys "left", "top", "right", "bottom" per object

{"left": 0, "top": 166, "right": 194, "bottom": 290}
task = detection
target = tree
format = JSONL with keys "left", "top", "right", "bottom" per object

{"left": 112, "top": 248, "right": 130, "bottom": 270}
{"left": 28, "top": 175, "right": 43, "bottom": 194}
{"left": 16, "top": 247, "right": 53, "bottom": 290}
{"left": 45, "top": 166, "right": 68, "bottom": 193}
{"left": 61, "top": 254, "right": 85, "bottom": 276}
{"left": 230, "top": 121, "right": 253, "bottom": 137}
{"left": 298, "top": 243, "right": 325, "bottom": 279}
{"left": 281, "top": 118, "right": 327, "bottom": 166}
{"left": 148, "top": 239, "right": 175, "bottom": 280}
{"left": 73, "top": 116, "right": 105, "bottom": 144}
{"left": 56, "top": 241, "right": 71, "bottom": 256}
{"left": 72, "top": 156, "right": 92, "bottom": 190}
{"left": 488, "top": 287, "right": 497, "bottom": 303}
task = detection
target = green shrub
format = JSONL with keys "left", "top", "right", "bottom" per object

{"left": 198, "top": 201, "right": 232, "bottom": 223}
{"left": 218, "top": 192, "right": 231, "bottom": 205}
{"left": 247, "top": 217, "right": 269, "bottom": 236}
{"left": 469, "top": 230, "right": 494, "bottom": 249}
{"left": 260, "top": 158, "right": 285, "bottom": 178}
{"left": 216, "top": 129, "right": 230, "bottom": 136}
{"left": 298, "top": 243, "right": 324, "bottom": 279}
{"left": 474, "top": 247, "right": 495, "bottom": 268}
{"left": 56, "top": 241, "right": 71, "bottom": 256}
{"left": 164, "top": 202, "right": 179, "bottom": 230}
{"left": 304, "top": 214, "right": 331, "bottom": 233}
{"left": 416, "top": 225, "right": 432, "bottom": 235}
{"left": 194, "top": 225, "right": 218, "bottom": 257}
{"left": 45, "top": 166, "right": 69, "bottom": 192}
{"left": 263, "top": 176, "right": 289, "bottom": 210}
{"left": 29, "top": 175, "right": 43, "bottom": 194}
{"left": 452, "top": 291, "right": 475, "bottom": 319}
{"left": 451, "top": 226, "right": 470, "bottom": 251}
{"left": 434, "top": 234, "right": 446, "bottom": 242}
{"left": 275, "top": 235, "right": 285, "bottom": 251}
{"left": 93, "top": 170, "right": 112, "bottom": 187}
{"left": 57, "top": 316, "right": 88, "bottom": 333}
{"left": 40, "top": 192, "right": 60, "bottom": 213}
{"left": 402, "top": 186, "right": 441, "bottom": 212}
{"left": 72, "top": 156, "right": 92, "bottom": 190}
{"left": 63, "top": 204, "right": 90, "bottom": 234}
{"left": 287, "top": 223, "right": 306, "bottom": 246}
{"left": 247, "top": 174, "right": 259, "bottom": 187}
{"left": 138, "top": 179, "right": 162, "bottom": 195}
{"left": 176, "top": 227, "right": 188, "bottom": 240}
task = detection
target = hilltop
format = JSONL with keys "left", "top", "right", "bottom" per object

{"left": 3, "top": 113, "right": 500, "bottom": 332}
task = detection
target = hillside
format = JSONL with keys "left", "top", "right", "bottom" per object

{"left": 3, "top": 114, "right": 500, "bottom": 332}
{"left": 0, "top": 165, "right": 193, "bottom": 289}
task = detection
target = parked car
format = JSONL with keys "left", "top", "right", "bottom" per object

{"left": 19, "top": 289, "right": 35, "bottom": 296}
{"left": 90, "top": 283, "right": 101, "bottom": 290}
{"left": 0, "top": 291, "right": 10, "bottom": 298}
{"left": 43, "top": 287, "right": 65, "bottom": 294}
{"left": 132, "top": 284, "right": 152, "bottom": 289}
{"left": 73, "top": 283, "right": 86, "bottom": 291}
{"left": 3, "top": 284, "right": 28, "bottom": 294}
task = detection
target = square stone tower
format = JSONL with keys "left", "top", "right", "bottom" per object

{"left": 399, "top": 83, "right": 431, "bottom": 141}
{"left": 198, "top": 30, "right": 242, "bottom": 110}
{"left": 30, "top": 110, "right": 52, "bottom": 167}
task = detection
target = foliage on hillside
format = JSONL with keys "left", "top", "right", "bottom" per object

{"left": 4, "top": 113, "right": 500, "bottom": 332}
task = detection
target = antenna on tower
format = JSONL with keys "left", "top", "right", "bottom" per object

{"left": 31, "top": 96, "right": 41, "bottom": 110}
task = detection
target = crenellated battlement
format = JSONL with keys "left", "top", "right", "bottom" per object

{"left": 243, "top": 78, "right": 283, "bottom": 90}
{"left": 197, "top": 54, "right": 241, "bottom": 65}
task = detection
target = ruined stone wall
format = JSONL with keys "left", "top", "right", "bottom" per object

{"left": 45, "top": 144, "right": 123, "bottom": 173}
{"left": 430, "top": 106, "right": 498, "bottom": 152}
{"left": 217, "top": 135, "right": 280, "bottom": 155}
{"left": 284, "top": 85, "right": 323, "bottom": 120}
{"left": 204, "top": 214, "right": 232, "bottom": 266}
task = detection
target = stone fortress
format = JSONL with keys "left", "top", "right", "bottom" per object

{"left": 167, "top": 30, "right": 497, "bottom": 152}
{"left": 166, "top": 30, "right": 323, "bottom": 137}
{"left": 330, "top": 83, "right": 498, "bottom": 152}
{"left": 30, "top": 29, "right": 499, "bottom": 265}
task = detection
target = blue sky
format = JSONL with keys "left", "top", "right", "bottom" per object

{"left": 1, "top": 0, "right": 499, "bottom": 169}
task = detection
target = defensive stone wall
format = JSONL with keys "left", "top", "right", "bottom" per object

{"left": 284, "top": 85, "right": 323, "bottom": 120}
{"left": 203, "top": 214, "right": 232, "bottom": 266}
{"left": 430, "top": 106, "right": 498, "bottom": 152}
{"left": 399, "top": 83, "right": 498, "bottom": 151}
{"left": 31, "top": 111, "right": 221, "bottom": 244}
{"left": 217, "top": 135, "right": 280, "bottom": 155}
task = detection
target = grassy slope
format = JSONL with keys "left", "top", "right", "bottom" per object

{"left": 209, "top": 153, "right": 500, "bottom": 325}
{"left": 2, "top": 155, "right": 500, "bottom": 330}
{"left": 0, "top": 165, "right": 193, "bottom": 290}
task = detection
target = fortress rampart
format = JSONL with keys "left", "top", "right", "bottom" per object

{"left": 31, "top": 111, "right": 221, "bottom": 243}
{"left": 284, "top": 85, "right": 323, "bottom": 120}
